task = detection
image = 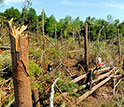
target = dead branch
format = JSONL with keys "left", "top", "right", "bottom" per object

{"left": 69, "top": 50, "right": 83, "bottom": 53}
{"left": 44, "top": 35, "right": 56, "bottom": 48}
{"left": 50, "top": 78, "right": 59, "bottom": 107}
{"left": 113, "top": 77, "right": 123, "bottom": 93}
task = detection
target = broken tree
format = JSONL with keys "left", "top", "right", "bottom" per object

{"left": 8, "top": 18, "right": 32, "bottom": 107}
{"left": 117, "top": 28, "right": 121, "bottom": 64}
{"left": 84, "top": 23, "right": 89, "bottom": 72}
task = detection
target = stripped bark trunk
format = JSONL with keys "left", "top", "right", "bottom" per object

{"left": 61, "top": 29, "right": 63, "bottom": 45}
{"left": 42, "top": 8, "right": 45, "bottom": 64}
{"left": 55, "top": 24, "right": 57, "bottom": 43}
{"left": 84, "top": 23, "right": 89, "bottom": 72}
{"left": 78, "top": 28, "right": 81, "bottom": 47}
{"left": 42, "top": 8, "right": 45, "bottom": 51}
{"left": 117, "top": 28, "right": 121, "bottom": 64}
{"left": 72, "top": 26, "right": 75, "bottom": 41}
{"left": 36, "top": 17, "right": 39, "bottom": 44}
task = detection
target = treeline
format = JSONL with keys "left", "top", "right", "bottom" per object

{"left": 0, "top": 7, "right": 124, "bottom": 41}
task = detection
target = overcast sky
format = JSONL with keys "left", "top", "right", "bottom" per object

{"left": 0, "top": 0, "right": 124, "bottom": 22}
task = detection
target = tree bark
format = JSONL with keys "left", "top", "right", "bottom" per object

{"left": 14, "top": 37, "right": 32, "bottom": 107}
{"left": 42, "top": 8, "right": 45, "bottom": 51}
{"left": 84, "top": 23, "right": 89, "bottom": 72}
{"left": 117, "top": 28, "right": 121, "bottom": 64}
{"left": 61, "top": 29, "right": 63, "bottom": 45}
{"left": 77, "top": 77, "right": 111, "bottom": 103}
{"left": 78, "top": 27, "right": 81, "bottom": 47}
{"left": 8, "top": 19, "right": 32, "bottom": 107}
{"left": 55, "top": 24, "right": 57, "bottom": 43}
{"left": 72, "top": 26, "right": 75, "bottom": 41}
{"left": 32, "top": 87, "right": 40, "bottom": 107}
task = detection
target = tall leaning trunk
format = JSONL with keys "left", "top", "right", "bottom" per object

{"left": 84, "top": 23, "right": 89, "bottom": 72}
{"left": 8, "top": 19, "right": 32, "bottom": 107}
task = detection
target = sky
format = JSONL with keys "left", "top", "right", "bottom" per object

{"left": 0, "top": 0, "right": 124, "bottom": 22}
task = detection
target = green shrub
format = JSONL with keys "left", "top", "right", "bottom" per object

{"left": 57, "top": 78, "right": 79, "bottom": 94}
{"left": 29, "top": 60, "right": 43, "bottom": 78}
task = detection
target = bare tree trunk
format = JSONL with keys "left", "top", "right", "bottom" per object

{"left": 117, "top": 28, "right": 121, "bottom": 64}
{"left": 9, "top": 36, "right": 32, "bottom": 107}
{"left": 55, "top": 24, "right": 57, "bottom": 43}
{"left": 78, "top": 30, "right": 81, "bottom": 47}
{"left": 36, "top": 17, "right": 39, "bottom": 44}
{"left": 72, "top": 26, "right": 75, "bottom": 41}
{"left": 84, "top": 23, "right": 89, "bottom": 72}
{"left": 8, "top": 19, "right": 32, "bottom": 107}
{"left": 32, "top": 87, "right": 40, "bottom": 107}
{"left": 61, "top": 29, "right": 63, "bottom": 45}
{"left": 42, "top": 8, "right": 45, "bottom": 51}
{"left": 42, "top": 8, "right": 45, "bottom": 64}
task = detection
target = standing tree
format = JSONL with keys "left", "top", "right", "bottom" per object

{"left": 42, "top": 8, "right": 45, "bottom": 51}
{"left": 84, "top": 23, "right": 89, "bottom": 72}
{"left": 46, "top": 15, "right": 57, "bottom": 37}
{"left": 117, "top": 28, "right": 121, "bottom": 64}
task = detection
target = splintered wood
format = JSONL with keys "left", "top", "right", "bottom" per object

{"left": 8, "top": 18, "right": 32, "bottom": 107}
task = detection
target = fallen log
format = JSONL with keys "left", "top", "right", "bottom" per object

{"left": 71, "top": 67, "right": 111, "bottom": 83}
{"left": 77, "top": 77, "right": 111, "bottom": 103}
{"left": 77, "top": 69, "right": 119, "bottom": 103}
{"left": 77, "top": 67, "right": 117, "bottom": 91}
{"left": 44, "top": 67, "right": 117, "bottom": 104}
{"left": 56, "top": 67, "right": 117, "bottom": 99}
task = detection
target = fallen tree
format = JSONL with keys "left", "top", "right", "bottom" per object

{"left": 77, "top": 69, "right": 119, "bottom": 103}
{"left": 71, "top": 67, "right": 111, "bottom": 83}
{"left": 44, "top": 67, "right": 116, "bottom": 104}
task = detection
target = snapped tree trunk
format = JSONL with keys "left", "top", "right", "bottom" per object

{"left": 72, "top": 26, "right": 75, "bottom": 41}
{"left": 36, "top": 17, "right": 40, "bottom": 44}
{"left": 8, "top": 19, "right": 32, "bottom": 107}
{"left": 55, "top": 24, "right": 57, "bottom": 43}
{"left": 117, "top": 28, "right": 121, "bottom": 64}
{"left": 42, "top": 8, "right": 45, "bottom": 51}
{"left": 61, "top": 29, "right": 63, "bottom": 45}
{"left": 84, "top": 23, "right": 89, "bottom": 72}
{"left": 78, "top": 30, "right": 81, "bottom": 47}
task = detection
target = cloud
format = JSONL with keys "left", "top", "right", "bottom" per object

{"left": 62, "top": 0, "right": 124, "bottom": 9}
{"left": 4, "top": 0, "right": 24, "bottom": 5}
{"left": 33, "top": 0, "right": 42, "bottom": 4}
{"left": 103, "top": 2, "right": 124, "bottom": 9}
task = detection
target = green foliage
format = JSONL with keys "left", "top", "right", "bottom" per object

{"left": 31, "top": 82, "right": 44, "bottom": 94}
{"left": 57, "top": 78, "right": 79, "bottom": 93}
{"left": 46, "top": 15, "right": 57, "bottom": 37}
{"left": 29, "top": 60, "right": 43, "bottom": 77}
{"left": 4, "top": 7, "right": 21, "bottom": 20}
